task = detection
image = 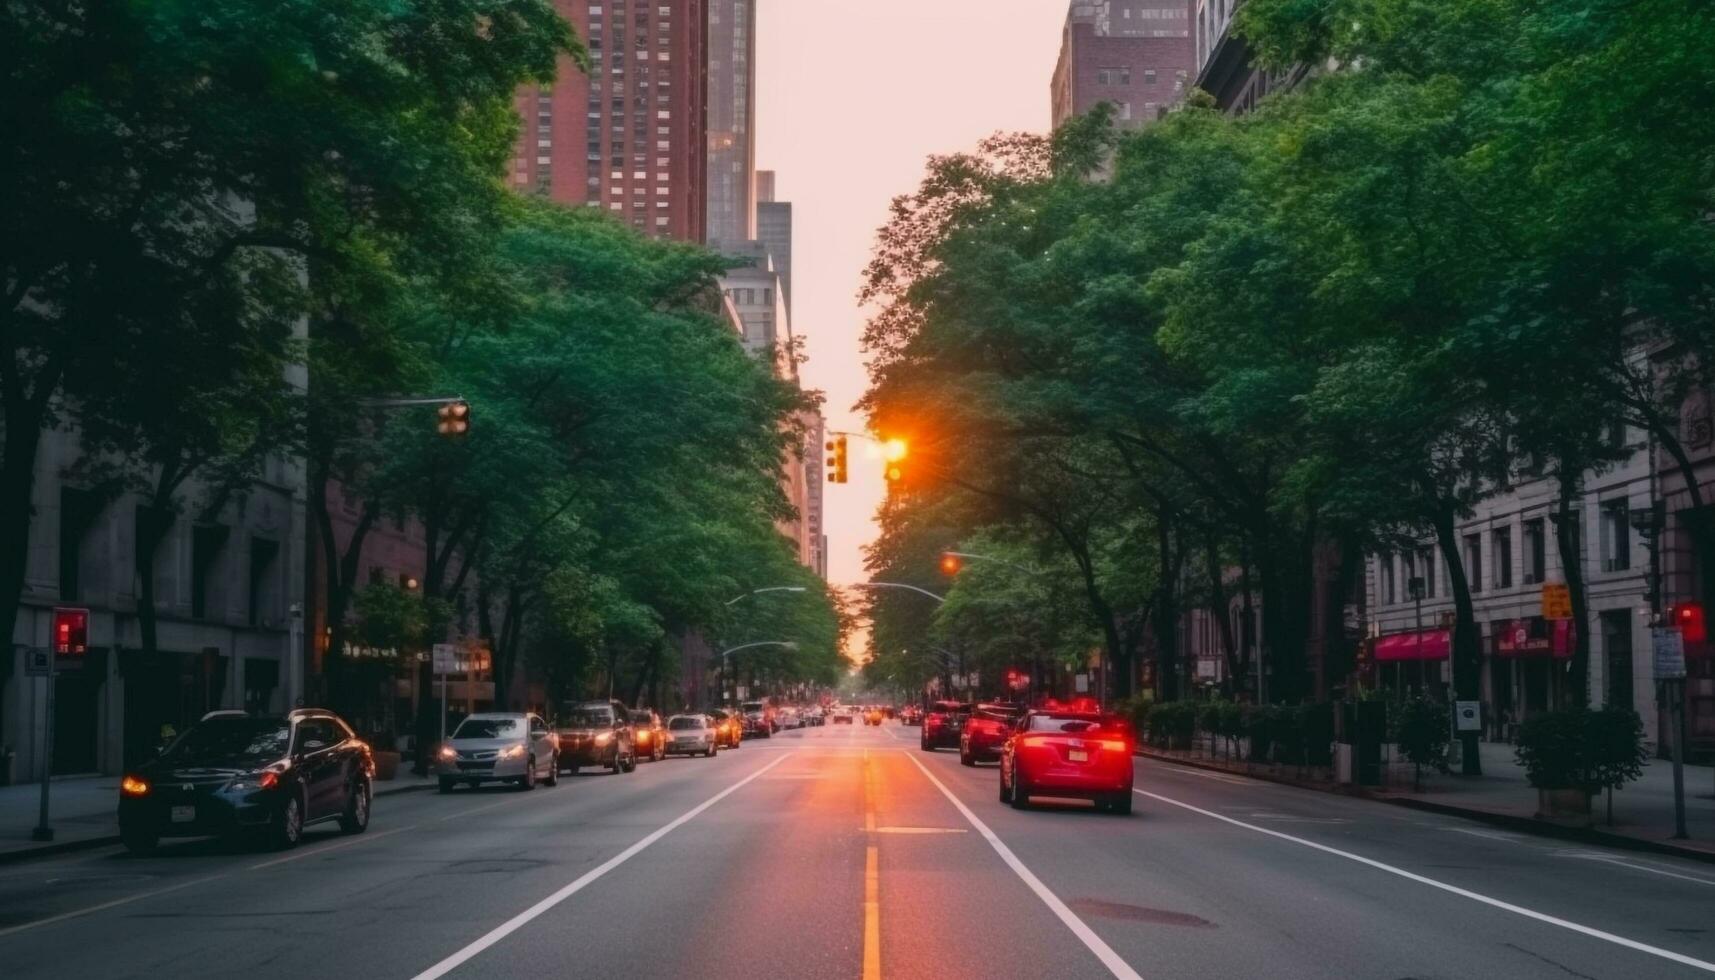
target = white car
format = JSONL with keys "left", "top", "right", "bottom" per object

{"left": 437, "top": 712, "right": 559, "bottom": 792}
{"left": 664, "top": 715, "right": 719, "bottom": 757}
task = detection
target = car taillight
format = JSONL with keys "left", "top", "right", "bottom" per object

{"left": 120, "top": 775, "right": 149, "bottom": 797}
{"left": 1098, "top": 739, "right": 1129, "bottom": 753}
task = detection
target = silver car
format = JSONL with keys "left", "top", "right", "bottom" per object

{"left": 664, "top": 714, "right": 718, "bottom": 757}
{"left": 436, "top": 712, "right": 559, "bottom": 792}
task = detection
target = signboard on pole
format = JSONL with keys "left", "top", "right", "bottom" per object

{"left": 432, "top": 643, "right": 457, "bottom": 673}
{"left": 1653, "top": 627, "right": 1686, "bottom": 680}
{"left": 1074, "top": 673, "right": 1089, "bottom": 694}
{"left": 24, "top": 647, "right": 51, "bottom": 677}
{"left": 1454, "top": 701, "right": 1482, "bottom": 733}
{"left": 1541, "top": 583, "right": 1573, "bottom": 620}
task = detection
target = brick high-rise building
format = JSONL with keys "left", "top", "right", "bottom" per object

{"left": 706, "top": 0, "right": 756, "bottom": 249}
{"left": 512, "top": 0, "right": 707, "bottom": 242}
{"left": 1051, "top": 1, "right": 1195, "bottom": 130}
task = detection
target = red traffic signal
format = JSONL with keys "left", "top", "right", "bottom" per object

{"left": 53, "top": 607, "right": 89, "bottom": 656}
{"left": 437, "top": 399, "right": 471, "bottom": 437}
{"left": 1672, "top": 602, "right": 1706, "bottom": 644}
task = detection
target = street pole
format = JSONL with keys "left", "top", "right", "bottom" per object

{"left": 31, "top": 658, "right": 55, "bottom": 842}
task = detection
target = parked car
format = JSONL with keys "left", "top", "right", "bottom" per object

{"left": 920, "top": 701, "right": 971, "bottom": 751}
{"left": 960, "top": 703, "right": 1026, "bottom": 766}
{"left": 555, "top": 700, "right": 637, "bottom": 774}
{"left": 664, "top": 715, "right": 719, "bottom": 757}
{"left": 740, "top": 700, "right": 773, "bottom": 739}
{"left": 1000, "top": 710, "right": 1134, "bottom": 814}
{"left": 711, "top": 709, "right": 744, "bottom": 748}
{"left": 831, "top": 710, "right": 854, "bottom": 725}
{"left": 631, "top": 708, "right": 667, "bottom": 762}
{"left": 436, "top": 711, "right": 559, "bottom": 793}
{"left": 118, "top": 708, "right": 373, "bottom": 853}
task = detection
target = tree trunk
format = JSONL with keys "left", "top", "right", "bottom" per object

{"left": 135, "top": 506, "right": 173, "bottom": 659}
{"left": 1554, "top": 470, "right": 1592, "bottom": 707}
{"left": 1431, "top": 504, "right": 1483, "bottom": 775}
{"left": 0, "top": 418, "right": 45, "bottom": 659}
{"left": 1153, "top": 508, "right": 1178, "bottom": 701}
{"left": 1239, "top": 536, "right": 1257, "bottom": 699}
{"left": 1207, "top": 531, "right": 1240, "bottom": 696}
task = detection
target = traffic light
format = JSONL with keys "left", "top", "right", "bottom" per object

{"left": 825, "top": 435, "right": 848, "bottom": 484}
{"left": 53, "top": 607, "right": 89, "bottom": 656}
{"left": 882, "top": 438, "right": 908, "bottom": 484}
{"left": 939, "top": 553, "right": 962, "bottom": 576}
{"left": 1672, "top": 601, "right": 1706, "bottom": 644}
{"left": 437, "top": 399, "right": 471, "bottom": 437}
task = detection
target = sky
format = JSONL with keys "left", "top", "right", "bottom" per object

{"left": 755, "top": 0, "right": 1067, "bottom": 594}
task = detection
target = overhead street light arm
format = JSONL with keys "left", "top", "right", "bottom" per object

{"left": 849, "top": 582, "right": 946, "bottom": 604}
{"left": 943, "top": 551, "right": 1042, "bottom": 576}
{"left": 725, "top": 587, "right": 809, "bottom": 606}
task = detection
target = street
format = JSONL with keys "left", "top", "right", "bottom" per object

{"left": 1, "top": 721, "right": 1711, "bottom": 979}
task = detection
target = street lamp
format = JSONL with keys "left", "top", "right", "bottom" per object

{"left": 849, "top": 582, "right": 945, "bottom": 603}
{"left": 725, "top": 586, "right": 808, "bottom": 606}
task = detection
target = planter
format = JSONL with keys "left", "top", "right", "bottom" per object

{"left": 1534, "top": 787, "right": 1592, "bottom": 826}
{"left": 372, "top": 750, "right": 402, "bottom": 781}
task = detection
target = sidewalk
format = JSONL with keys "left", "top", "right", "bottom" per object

{"left": 0, "top": 768, "right": 438, "bottom": 864}
{"left": 1139, "top": 739, "right": 1715, "bottom": 863}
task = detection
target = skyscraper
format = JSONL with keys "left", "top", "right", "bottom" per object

{"left": 511, "top": 0, "right": 708, "bottom": 242}
{"left": 705, "top": 0, "right": 757, "bottom": 249}
{"left": 1051, "top": 1, "right": 1194, "bottom": 130}
{"left": 754, "top": 170, "right": 793, "bottom": 320}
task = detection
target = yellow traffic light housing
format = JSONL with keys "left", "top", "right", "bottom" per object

{"left": 825, "top": 435, "right": 849, "bottom": 484}
{"left": 437, "top": 399, "right": 471, "bottom": 437}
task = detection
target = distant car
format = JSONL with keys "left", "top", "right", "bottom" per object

{"left": 665, "top": 715, "right": 719, "bottom": 757}
{"left": 118, "top": 708, "right": 373, "bottom": 853}
{"left": 900, "top": 705, "right": 923, "bottom": 726}
{"left": 1000, "top": 710, "right": 1134, "bottom": 814}
{"left": 832, "top": 711, "right": 854, "bottom": 725}
{"left": 631, "top": 708, "right": 667, "bottom": 762}
{"left": 920, "top": 701, "right": 971, "bottom": 751}
{"left": 555, "top": 700, "right": 637, "bottom": 774}
{"left": 960, "top": 703, "right": 1026, "bottom": 766}
{"left": 864, "top": 707, "right": 884, "bottom": 726}
{"left": 437, "top": 712, "right": 560, "bottom": 793}
{"left": 740, "top": 700, "right": 772, "bottom": 739}
{"left": 710, "top": 709, "right": 743, "bottom": 748}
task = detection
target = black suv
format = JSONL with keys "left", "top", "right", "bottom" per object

{"left": 118, "top": 708, "right": 373, "bottom": 853}
{"left": 554, "top": 700, "right": 637, "bottom": 774}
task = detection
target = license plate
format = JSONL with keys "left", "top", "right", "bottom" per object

{"left": 170, "top": 805, "right": 195, "bottom": 823}
{"left": 1068, "top": 750, "right": 1088, "bottom": 763}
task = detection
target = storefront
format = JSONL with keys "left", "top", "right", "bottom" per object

{"left": 1491, "top": 617, "right": 1574, "bottom": 732}
{"left": 1372, "top": 628, "right": 1450, "bottom": 696}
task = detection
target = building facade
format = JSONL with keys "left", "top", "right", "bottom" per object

{"left": 1052, "top": 1, "right": 1195, "bottom": 130}
{"left": 3, "top": 429, "right": 307, "bottom": 780}
{"left": 705, "top": 0, "right": 756, "bottom": 249}
{"left": 1192, "top": 0, "right": 1311, "bottom": 114}
{"left": 512, "top": 0, "right": 708, "bottom": 242}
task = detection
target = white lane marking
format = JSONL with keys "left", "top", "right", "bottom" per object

{"left": 410, "top": 750, "right": 796, "bottom": 980}
{"left": 873, "top": 826, "right": 967, "bottom": 835}
{"left": 1158, "top": 765, "right": 1249, "bottom": 785}
{"left": 0, "top": 872, "right": 229, "bottom": 939}
{"left": 1138, "top": 790, "right": 1715, "bottom": 974}
{"left": 906, "top": 752, "right": 1143, "bottom": 980}
{"left": 1444, "top": 827, "right": 1524, "bottom": 843}
{"left": 1561, "top": 853, "right": 1715, "bottom": 887}
{"left": 880, "top": 724, "right": 900, "bottom": 741}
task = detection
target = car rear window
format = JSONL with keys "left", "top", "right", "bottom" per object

{"left": 975, "top": 708, "right": 1020, "bottom": 723}
{"left": 164, "top": 718, "right": 290, "bottom": 765}
{"left": 668, "top": 717, "right": 705, "bottom": 730}
{"left": 631, "top": 711, "right": 654, "bottom": 724}
{"left": 929, "top": 702, "right": 969, "bottom": 715}
{"left": 563, "top": 708, "right": 613, "bottom": 727}
{"left": 1027, "top": 714, "right": 1105, "bottom": 733}
{"left": 454, "top": 718, "right": 521, "bottom": 738}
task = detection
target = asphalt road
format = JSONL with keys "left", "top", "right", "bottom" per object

{"left": 1, "top": 720, "right": 1713, "bottom": 979}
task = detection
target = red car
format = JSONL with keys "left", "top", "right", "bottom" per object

{"left": 999, "top": 710, "right": 1134, "bottom": 814}
{"left": 919, "top": 700, "right": 971, "bottom": 751}
{"left": 960, "top": 703, "right": 1024, "bottom": 766}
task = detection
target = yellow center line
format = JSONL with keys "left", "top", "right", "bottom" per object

{"left": 861, "top": 750, "right": 882, "bottom": 980}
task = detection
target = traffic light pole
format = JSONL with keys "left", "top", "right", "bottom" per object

{"left": 31, "top": 657, "right": 55, "bottom": 842}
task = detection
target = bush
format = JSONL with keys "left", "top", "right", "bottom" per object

{"left": 1147, "top": 701, "right": 1196, "bottom": 748}
{"left": 1393, "top": 695, "right": 1452, "bottom": 789}
{"left": 1516, "top": 707, "right": 1647, "bottom": 796}
{"left": 1245, "top": 704, "right": 1273, "bottom": 761}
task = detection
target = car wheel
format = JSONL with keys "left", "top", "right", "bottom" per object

{"left": 272, "top": 792, "right": 305, "bottom": 849}
{"left": 622, "top": 750, "right": 637, "bottom": 773}
{"left": 545, "top": 754, "right": 559, "bottom": 786}
{"left": 960, "top": 747, "right": 975, "bottom": 767}
{"left": 520, "top": 757, "right": 537, "bottom": 790}
{"left": 1110, "top": 793, "right": 1134, "bottom": 816}
{"left": 121, "top": 828, "right": 159, "bottom": 855}
{"left": 338, "top": 778, "right": 371, "bottom": 834}
{"left": 1009, "top": 773, "right": 1030, "bottom": 811}
{"left": 438, "top": 777, "right": 456, "bottom": 793}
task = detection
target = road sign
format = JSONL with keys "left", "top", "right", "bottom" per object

{"left": 432, "top": 643, "right": 457, "bottom": 673}
{"left": 24, "top": 647, "right": 51, "bottom": 677}
{"left": 1074, "top": 673, "right": 1089, "bottom": 693}
{"left": 1653, "top": 627, "right": 1686, "bottom": 680}
{"left": 1454, "top": 701, "right": 1482, "bottom": 733}
{"left": 1541, "top": 583, "right": 1572, "bottom": 620}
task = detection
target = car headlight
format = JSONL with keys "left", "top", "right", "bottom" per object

{"left": 501, "top": 744, "right": 527, "bottom": 759}
{"left": 120, "top": 775, "right": 150, "bottom": 797}
{"left": 594, "top": 732, "right": 613, "bottom": 745}
{"left": 439, "top": 745, "right": 457, "bottom": 760}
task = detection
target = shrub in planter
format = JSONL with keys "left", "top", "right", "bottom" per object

{"left": 1588, "top": 707, "right": 1648, "bottom": 824}
{"left": 1198, "top": 700, "right": 1226, "bottom": 754}
{"left": 1392, "top": 695, "right": 1451, "bottom": 790}
{"left": 1149, "top": 702, "right": 1196, "bottom": 749}
{"left": 1218, "top": 700, "right": 1245, "bottom": 759}
{"left": 1270, "top": 706, "right": 1305, "bottom": 765}
{"left": 1517, "top": 707, "right": 1647, "bottom": 824}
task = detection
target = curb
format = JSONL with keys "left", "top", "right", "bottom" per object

{"left": 0, "top": 778, "right": 440, "bottom": 865}
{"left": 1137, "top": 748, "right": 1715, "bottom": 867}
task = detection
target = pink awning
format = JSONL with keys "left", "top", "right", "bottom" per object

{"left": 1375, "top": 630, "right": 1451, "bottom": 661}
{"left": 1494, "top": 619, "right": 1574, "bottom": 658}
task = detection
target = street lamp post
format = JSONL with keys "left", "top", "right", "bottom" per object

{"left": 1633, "top": 501, "right": 1686, "bottom": 838}
{"left": 717, "top": 641, "right": 797, "bottom": 706}
{"left": 1407, "top": 576, "right": 1427, "bottom": 696}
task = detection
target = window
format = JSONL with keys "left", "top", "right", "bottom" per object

{"left": 1600, "top": 500, "right": 1631, "bottom": 572}
{"left": 1096, "top": 67, "right": 1131, "bottom": 86}
{"left": 1379, "top": 553, "right": 1396, "bottom": 605}
{"left": 1417, "top": 547, "right": 1436, "bottom": 598}
{"left": 1464, "top": 533, "right": 1483, "bottom": 593}
{"left": 1118, "top": 101, "right": 1132, "bottom": 120}
{"left": 1144, "top": 69, "right": 1157, "bottom": 85}
{"left": 1493, "top": 527, "right": 1513, "bottom": 589}
{"left": 249, "top": 537, "right": 279, "bottom": 626}
{"left": 1523, "top": 518, "right": 1546, "bottom": 585}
